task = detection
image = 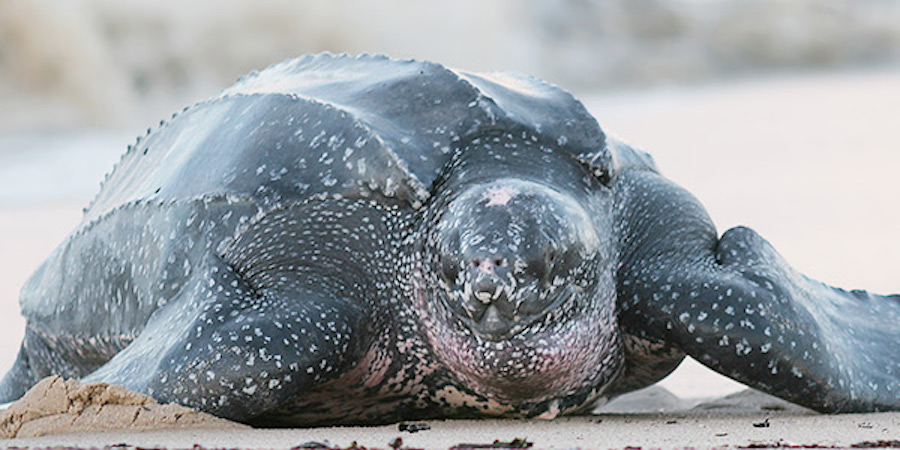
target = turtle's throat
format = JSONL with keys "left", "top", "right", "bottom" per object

{"left": 419, "top": 279, "right": 622, "bottom": 407}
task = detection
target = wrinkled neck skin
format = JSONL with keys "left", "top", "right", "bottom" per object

{"left": 413, "top": 142, "right": 623, "bottom": 418}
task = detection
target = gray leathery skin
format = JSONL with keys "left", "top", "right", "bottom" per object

{"left": 1, "top": 53, "right": 897, "bottom": 424}
{"left": 614, "top": 169, "right": 900, "bottom": 412}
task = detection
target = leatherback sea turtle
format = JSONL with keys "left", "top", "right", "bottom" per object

{"left": 1, "top": 54, "right": 898, "bottom": 425}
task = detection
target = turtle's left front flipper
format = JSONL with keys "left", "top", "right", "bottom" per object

{"left": 616, "top": 170, "right": 900, "bottom": 413}
{"left": 706, "top": 227, "right": 900, "bottom": 411}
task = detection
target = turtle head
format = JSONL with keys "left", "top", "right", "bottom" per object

{"left": 420, "top": 177, "right": 621, "bottom": 412}
{"left": 432, "top": 179, "right": 601, "bottom": 340}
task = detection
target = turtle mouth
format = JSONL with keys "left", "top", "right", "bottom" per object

{"left": 444, "top": 284, "right": 578, "bottom": 341}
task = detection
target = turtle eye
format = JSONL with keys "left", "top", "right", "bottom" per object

{"left": 549, "top": 248, "right": 578, "bottom": 276}
{"left": 440, "top": 257, "right": 461, "bottom": 285}
{"left": 525, "top": 252, "right": 553, "bottom": 283}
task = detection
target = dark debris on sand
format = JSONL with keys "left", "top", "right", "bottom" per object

{"left": 449, "top": 438, "right": 533, "bottom": 449}
{"left": 397, "top": 423, "right": 431, "bottom": 433}
{"left": 739, "top": 439, "right": 900, "bottom": 449}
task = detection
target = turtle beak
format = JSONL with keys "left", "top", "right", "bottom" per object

{"left": 466, "top": 257, "right": 517, "bottom": 340}
{"left": 473, "top": 303, "right": 514, "bottom": 340}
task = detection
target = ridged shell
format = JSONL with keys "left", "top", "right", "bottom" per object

{"left": 85, "top": 53, "right": 608, "bottom": 222}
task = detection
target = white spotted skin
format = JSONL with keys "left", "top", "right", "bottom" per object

{"left": 613, "top": 169, "right": 900, "bottom": 413}
{"left": 3, "top": 54, "right": 900, "bottom": 422}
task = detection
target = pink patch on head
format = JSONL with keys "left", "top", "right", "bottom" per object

{"left": 483, "top": 186, "right": 520, "bottom": 207}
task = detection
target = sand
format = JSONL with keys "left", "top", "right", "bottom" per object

{"left": 0, "top": 69, "right": 898, "bottom": 448}
{"left": 2, "top": 388, "right": 899, "bottom": 449}
{"left": 0, "top": 376, "right": 244, "bottom": 439}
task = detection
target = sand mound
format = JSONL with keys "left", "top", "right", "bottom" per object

{"left": 0, "top": 376, "right": 246, "bottom": 438}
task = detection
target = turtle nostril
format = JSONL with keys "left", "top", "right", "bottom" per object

{"left": 469, "top": 256, "right": 509, "bottom": 274}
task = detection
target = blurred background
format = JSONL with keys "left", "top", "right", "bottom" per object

{"left": 0, "top": 0, "right": 898, "bottom": 404}
{"left": 3, "top": 0, "right": 900, "bottom": 130}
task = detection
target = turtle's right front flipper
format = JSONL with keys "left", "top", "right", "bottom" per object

{"left": 85, "top": 199, "right": 392, "bottom": 423}
{"left": 83, "top": 251, "right": 368, "bottom": 423}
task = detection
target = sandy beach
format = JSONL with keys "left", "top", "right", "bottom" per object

{"left": 3, "top": 411, "right": 900, "bottom": 449}
{"left": 0, "top": 68, "right": 897, "bottom": 448}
